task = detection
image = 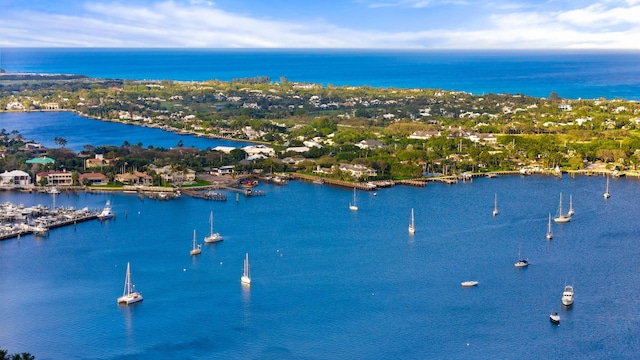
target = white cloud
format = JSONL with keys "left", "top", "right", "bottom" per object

{"left": 0, "top": 0, "right": 639, "bottom": 49}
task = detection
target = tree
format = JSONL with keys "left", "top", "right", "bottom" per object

{"left": 54, "top": 137, "right": 67, "bottom": 148}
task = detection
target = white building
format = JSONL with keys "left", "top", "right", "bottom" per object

{"left": 0, "top": 170, "right": 32, "bottom": 186}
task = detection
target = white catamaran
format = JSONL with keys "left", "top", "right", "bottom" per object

{"left": 117, "top": 262, "right": 143, "bottom": 305}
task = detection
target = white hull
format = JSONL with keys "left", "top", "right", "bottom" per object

{"left": 408, "top": 226, "right": 415, "bottom": 235}
{"left": 349, "top": 205, "right": 358, "bottom": 211}
{"left": 553, "top": 215, "right": 571, "bottom": 224}
{"left": 461, "top": 281, "right": 478, "bottom": 287}
{"left": 408, "top": 208, "right": 415, "bottom": 234}
{"left": 204, "top": 233, "right": 223, "bottom": 243}
{"left": 117, "top": 292, "right": 143, "bottom": 304}
{"left": 550, "top": 312, "right": 560, "bottom": 325}
{"left": 241, "top": 275, "right": 251, "bottom": 285}
{"left": 562, "top": 285, "right": 574, "bottom": 306}
{"left": 514, "top": 260, "right": 529, "bottom": 268}
{"left": 241, "top": 253, "right": 251, "bottom": 285}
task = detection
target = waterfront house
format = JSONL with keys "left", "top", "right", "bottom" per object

{"left": 339, "top": 163, "right": 378, "bottom": 178}
{"left": 148, "top": 165, "right": 196, "bottom": 185}
{"left": 78, "top": 172, "right": 108, "bottom": 186}
{"left": 36, "top": 170, "right": 73, "bottom": 186}
{"left": 115, "top": 171, "right": 152, "bottom": 186}
{"left": 210, "top": 165, "right": 235, "bottom": 176}
{"left": 0, "top": 170, "right": 32, "bottom": 187}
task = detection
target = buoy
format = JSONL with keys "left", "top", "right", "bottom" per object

{"left": 183, "top": 268, "right": 186, "bottom": 272}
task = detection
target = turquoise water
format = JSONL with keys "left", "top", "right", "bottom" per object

{"left": 1, "top": 173, "right": 640, "bottom": 359}
{"left": 2, "top": 49, "right": 640, "bottom": 99}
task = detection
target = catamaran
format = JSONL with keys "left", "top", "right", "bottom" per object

{"left": 408, "top": 208, "right": 415, "bottom": 235}
{"left": 190, "top": 229, "right": 201, "bottom": 255}
{"left": 117, "top": 262, "right": 143, "bottom": 305}
{"left": 241, "top": 253, "right": 251, "bottom": 285}
{"left": 349, "top": 188, "right": 358, "bottom": 211}
{"left": 553, "top": 193, "right": 571, "bottom": 223}
{"left": 204, "top": 211, "right": 223, "bottom": 243}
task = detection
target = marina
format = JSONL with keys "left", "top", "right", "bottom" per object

{"left": 0, "top": 201, "right": 99, "bottom": 240}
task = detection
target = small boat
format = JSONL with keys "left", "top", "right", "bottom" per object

{"left": 190, "top": 229, "right": 201, "bottom": 255}
{"left": 48, "top": 187, "right": 60, "bottom": 194}
{"left": 408, "top": 208, "right": 415, "bottom": 235}
{"left": 241, "top": 253, "right": 251, "bottom": 285}
{"left": 514, "top": 243, "right": 529, "bottom": 268}
{"left": 553, "top": 193, "right": 571, "bottom": 223}
{"left": 546, "top": 213, "right": 553, "bottom": 240}
{"left": 492, "top": 193, "right": 499, "bottom": 216}
{"left": 549, "top": 312, "right": 560, "bottom": 325}
{"left": 97, "top": 200, "right": 114, "bottom": 220}
{"left": 349, "top": 188, "right": 358, "bottom": 211}
{"left": 203, "top": 211, "right": 223, "bottom": 243}
{"left": 117, "top": 262, "right": 143, "bottom": 305}
{"left": 603, "top": 176, "right": 611, "bottom": 199}
{"left": 461, "top": 281, "right": 478, "bottom": 287}
{"left": 567, "top": 194, "right": 575, "bottom": 216}
{"left": 562, "top": 284, "right": 574, "bottom": 306}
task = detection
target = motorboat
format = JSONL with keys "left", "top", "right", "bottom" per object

{"left": 549, "top": 312, "right": 560, "bottom": 325}
{"left": 562, "top": 285, "right": 574, "bottom": 306}
{"left": 97, "top": 200, "right": 114, "bottom": 220}
{"left": 461, "top": 281, "right": 478, "bottom": 287}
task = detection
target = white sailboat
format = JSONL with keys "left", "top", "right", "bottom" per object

{"left": 117, "top": 262, "right": 143, "bottom": 305}
{"left": 567, "top": 194, "right": 575, "bottom": 216}
{"left": 408, "top": 208, "right": 415, "bottom": 235}
{"left": 241, "top": 253, "right": 251, "bottom": 285}
{"left": 546, "top": 213, "right": 553, "bottom": 240}
{"left": 514, "top": 243, "right": 529, "bottom": 268}
{"left": 204, "top": 211, "right": 223, "bottom": 243}
{"left": 553, "top": 193, "right": 571, "bottom": 223}
{"left": 603, "top": 176, "right": 611, "bottom": 199}
{"left": 190, "top": 229, "right": 201, "bottom": 255}
{"left": 492, "top": 193, "right": 499, "bottom": 216}
{"left": 349, "top": 188, "right": 358, "bottom": 211}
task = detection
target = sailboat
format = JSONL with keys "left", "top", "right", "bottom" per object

{"left": 603, "top": 176, "right": 611, "bottom": 199}
{"left": 190, "top": 229, "right": 201, "bottom": 255}
{"left": 408, "top": 208, "right": 415, "bottom": 235}
{"left": 492, "top": 193, "right": 499, "bottom": 216}
{"left": 241, "top": 253, "right": 251, "bottom": 285}
{"left": 546, "top": 213, "right": 553, "bottom": 240}
{"left": 514, "top": 243, "right": 529, "bottom": 268}
{"left": 553, "top": 193, "right": 571, "bottom": 223}
{"left": 117, "top": 262, "right": 143, "bottom": 305}
{"left": 567, "top": 194, "right": 575, "bottom": 216}
{"left": 204, "top": 211, "right": 223, "bottom": 243}
{"left": 349, "top": 188, "right": 358, "bottom": 211}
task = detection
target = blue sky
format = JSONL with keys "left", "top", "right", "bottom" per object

{"left": 1, "top": 0, "right": 639, "bottom": 48}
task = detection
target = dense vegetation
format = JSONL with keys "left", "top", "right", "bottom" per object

{"left": 2, "top": 76, "right": 640, "bottom": 183}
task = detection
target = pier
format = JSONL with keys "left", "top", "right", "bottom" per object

{"left": 0, "top": 202, "right": 100, "bottom": 241}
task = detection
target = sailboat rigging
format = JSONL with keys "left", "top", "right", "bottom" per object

{"left": 241, "top": 253, "right": 251, "bottom": 285}
{"left": 492, "top": 193, "right": 498, "bottom": 216}
{"left": 349, "top": 188, "right": 358, "bottom": 211}
{"left": 117, "top": 262, "right": 143, "bottom": 305}
{"left": 553, "top": 193, "right": 571, "bottom": 223}
{"left": 204, "top": 211, "right": 223, "bottom": 243}
{"left": 408, "top": 208, "right": 415, "bottom": 235}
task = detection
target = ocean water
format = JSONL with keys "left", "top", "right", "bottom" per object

{"left": 1, "top": 172, "right": 640, "bottom": 359}
{"left": 2, "top": 48, "right": 640, "bottom": 100}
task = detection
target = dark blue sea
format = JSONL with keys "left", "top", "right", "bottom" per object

{"left": 2, "top": 48, "right": 640, "bottom": 100}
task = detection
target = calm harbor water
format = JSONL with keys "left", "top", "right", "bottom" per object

{"left": 2, "top": 48, "right": 640, "bottom": 100}
{"left": 1, "top": 173, "right": 640, "bottom": 359}
{"left": 0, "top": 112, "right": 243, "bottom": 152}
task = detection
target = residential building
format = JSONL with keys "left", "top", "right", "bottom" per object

{"left": 36, "top": 170, "right": 73, "bottom": 186}
{"left": 78, "top": 172, "right": 108, "bottom": 186}
{"left": 0, "top": 170, "right": 32, "bottom": 186}
{"left": 115, "top": 171, "right": 153, "bottom": 186}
